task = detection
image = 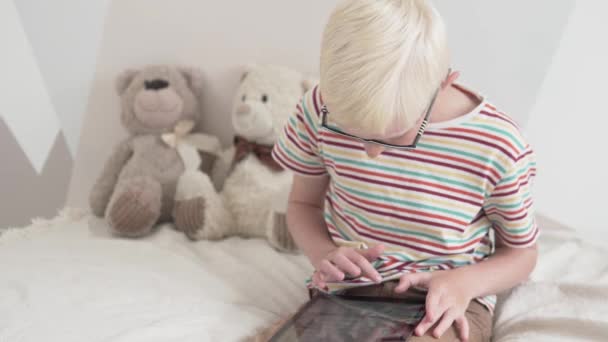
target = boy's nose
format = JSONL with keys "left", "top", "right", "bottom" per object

{"left": 364, "top": 144, "right": 385, "bottom": 158}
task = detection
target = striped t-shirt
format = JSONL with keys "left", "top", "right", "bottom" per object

{"left": 272, "top": 84, "right": 539, "bottom": 313}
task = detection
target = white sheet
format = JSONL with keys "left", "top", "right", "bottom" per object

{"left": 493, "top": 221, "right": 608, "bottom": 341}
{"left": 1, "top": 211, "right": 607, "bottom": 341}
{"left": 0, "top": 209, "right": 312, "bottom": 342}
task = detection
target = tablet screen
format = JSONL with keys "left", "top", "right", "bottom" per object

{"left": 270, "top": 294, "right": 425, "bottom": 342}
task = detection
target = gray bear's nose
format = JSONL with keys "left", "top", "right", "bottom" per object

{"left": 145, "top": 79, "right": 169, "bottom": 91}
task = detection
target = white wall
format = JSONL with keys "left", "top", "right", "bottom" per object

{"left": 63, "top": 0, "right": 580, "bottom": 220}
{"left": 0, "top": 0, "right": 60, "bottom": 173}
{"left": 15, "top": 0, "right": 110, "bottom": 155}
{"left": 525, "top": 1, "right": 608, "bottom": 233}
{"left": 434, "top": 0, "right": 574, "bottom": 125}
{"left": 0, "top": 0, "right": 108, "bottom": 227}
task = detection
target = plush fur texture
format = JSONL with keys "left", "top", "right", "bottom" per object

{"left": 89, "top": 65, "right": 218, "bottom": 238}
{"left": 178, "top": 65, "right": 313, "bottom": 252}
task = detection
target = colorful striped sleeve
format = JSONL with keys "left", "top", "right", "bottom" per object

{"left": 483, "top": 146, "right": 539, "bottom": 248}
{"left": 272, "top": 93, "right": 327, "bottom": 176}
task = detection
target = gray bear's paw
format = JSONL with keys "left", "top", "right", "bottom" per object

{"left": 107, "top": 179, "right": 161, "bottom": 238}
{"left": 173, "top": 197, "right": 207, "bottom": 240}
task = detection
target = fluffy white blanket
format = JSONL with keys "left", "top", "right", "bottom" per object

{"left": 493, "top": 219, "right": 608, "bottom": 341}
{"left": 0, "top": 209, "right": 312, "bottom": 341}
{"left": 1, "top": 211, "right": 606, "bottom": 341}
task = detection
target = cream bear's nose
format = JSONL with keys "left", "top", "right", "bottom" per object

{"left": 236, "top": 104, "right": 251, "bottom": 115}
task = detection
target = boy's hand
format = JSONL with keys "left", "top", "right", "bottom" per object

{"left": 312, "top": 245, "right": 385, "bottom": 288}
{"left": 395, "top": 270, "right": 473, "bottom": 342}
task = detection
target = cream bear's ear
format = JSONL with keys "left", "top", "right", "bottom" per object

{"left": 240, "top": 64, "right": 257, "bottom": 82}
{"left": 116, "top": 69, "right": 139, "bottom": 95}
{"left": 179, "top": 67, "right": 204, "bottom": 95}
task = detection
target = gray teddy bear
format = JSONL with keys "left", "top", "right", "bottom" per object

{"left": 89, "top": 65, "right": 219, "bottom": 238}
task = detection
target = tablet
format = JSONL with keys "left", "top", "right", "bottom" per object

{"left": 269, "top": 293, "right": 425, "bottom": 342}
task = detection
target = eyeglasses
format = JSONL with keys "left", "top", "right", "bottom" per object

{"left": 320, "top": 71, "right": 448, "bottom": 150}
{"left": 321, "top": 88, "right": 439, "bottom": 150}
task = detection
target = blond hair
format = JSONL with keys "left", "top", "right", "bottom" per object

{"left": 320, "top": 0, "right": 449, "bottom": 135}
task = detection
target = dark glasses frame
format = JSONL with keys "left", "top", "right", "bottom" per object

{"left": 320, "top": 70, "right": 449, "bottom": 150}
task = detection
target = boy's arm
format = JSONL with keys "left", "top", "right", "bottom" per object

{"left": 287, "top": 174, "right": 336, "bottom": 267}
{"left": 287, "top": 174, "right": 383, "bottom": 284}
{"left": 453, "top": 238, "right": 538, "bottom": 299}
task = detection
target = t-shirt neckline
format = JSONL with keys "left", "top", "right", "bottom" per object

{"left": 427, "top": 83, "right": 487, "bottom": 130}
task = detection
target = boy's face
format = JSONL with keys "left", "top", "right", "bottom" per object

{"left": 329, "top": 92, "right": 435, "bottom": 159}
{"left": 335, "top": 70, "right": 459, "bottom": 158}
{"left": 344, "top": 116, "right": 425, "bottom": 158}
{"left": 363, "top": 121, "right": 425, "bottom": 158}
{"left": 364, "top": 144, "right": 386, "bottom": 158}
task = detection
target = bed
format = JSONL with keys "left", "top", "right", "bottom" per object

{"left": 1, "top": 210, "right": 606, "bottom": 341}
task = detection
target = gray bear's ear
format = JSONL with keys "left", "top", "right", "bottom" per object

{"left": 179, "top": 67, "right": 204, "bottom": 95}
{"left": 116, "top": 69, "right": 139, "bottom": 95}
{"left": 240, "top": 64, "right": 257, "bottom": 83}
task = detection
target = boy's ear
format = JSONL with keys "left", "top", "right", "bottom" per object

{"left": 442, "top": 70, "right": 460, "bottom": 89}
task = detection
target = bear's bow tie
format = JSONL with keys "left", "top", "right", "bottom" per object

{"left": 232, "top": 136, "right": 283, "bottom": 172}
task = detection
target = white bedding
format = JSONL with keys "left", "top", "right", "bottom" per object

{"left": 1, "top": 211, "right": 607, "bottom": 341}
{"left": 493, "top": 219, "right": 608, "bottom": 341}
{"left": 0, "top": 209, "right": 312, "bottom": 342}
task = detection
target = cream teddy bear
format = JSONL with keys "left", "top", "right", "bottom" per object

{"left": 89, "top": 65, "right": 220, "bottom": 238}
{"left": 174, "top": 65, "right": 313, "bottom": 252}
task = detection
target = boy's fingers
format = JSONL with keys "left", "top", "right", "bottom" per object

{"left": 320, "top": 260, "right": 344, "bottom": 282}
{"left": 342, "top": 249, "right": 381, "bottom": 283}
{"left": 432, "top": 309, "right": 457, "bottom": 339}
{"left": 312, "top": 271, "right": 326, "bottom": 288}
{"left": 414, "top": 312, "right": 435, "bottom": 337}
{"left": 416, "top": 290, "right": 445, "bottom": 337}
{"left": 333, "top": 254, "right": 361, "bottom": 277}
{"left": 395, "top": 274, "right": 413, "bottom": 293}
{"left": 350, "top": 245, "right": 384, "bottom": 282}
{"left": 355, "top": 258, "right": 382, "bottom": 283}
{"left": 395, "top": 272, "right": 432, "bottom": 293}
{"left": 358, "top": 244, "right": 385, "bottom": 261}
{"left": 454, "top": 316, "right": 470, "bottom": 342}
